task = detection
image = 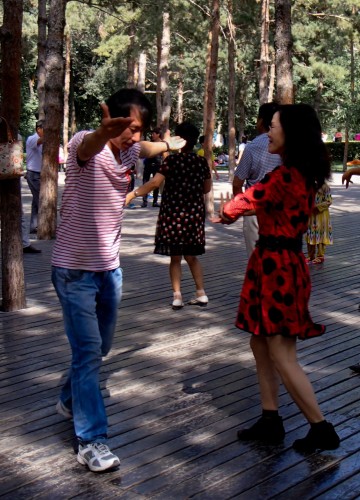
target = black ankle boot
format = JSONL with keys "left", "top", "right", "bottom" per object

{"left": 237, "top": 415, "right": 285, "bottom": 445}
{"left": 292, "top": 420, "right": 340, "bottom": 453}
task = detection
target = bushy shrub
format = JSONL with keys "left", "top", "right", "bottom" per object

{"left": 325, "top": 141, "right": 360, "bottom": 163}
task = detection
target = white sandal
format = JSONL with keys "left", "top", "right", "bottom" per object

{"left": 188, "top": 295, "right": 208, "bottom": 307}
{"left": 172, "top": 293, "right": 184, "bottom": 310}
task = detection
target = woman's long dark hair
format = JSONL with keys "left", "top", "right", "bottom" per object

{"left": 278, "top": 104, "right": 331, "bottom": 189}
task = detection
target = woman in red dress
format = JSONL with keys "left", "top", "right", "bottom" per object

{"left": 215, "top": 104, "right": 340, "bottom": 453}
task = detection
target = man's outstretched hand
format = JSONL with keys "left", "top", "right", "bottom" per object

{"left": 167, "top": 135, "right": 187, "bottom": 151}
{"left": 99, "top": 103, "right": 133, "bottom": 140}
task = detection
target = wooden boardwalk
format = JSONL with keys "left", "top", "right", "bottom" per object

{"left": 0, "top": 172, "right": 359, "bottom": 499}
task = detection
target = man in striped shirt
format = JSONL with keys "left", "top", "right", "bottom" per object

{"left": 52, "top": 89, "right": 185, "bottom": 472}
{"left": 233, "top": 103, "right": 281, "bottom": 256}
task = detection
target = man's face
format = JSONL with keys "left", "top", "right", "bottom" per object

{"left": 152, "top": 131, "right": 161, "bottom": 141}
{"left": 37, "top": 126, "right": 44, "bottom": 138}
{"left": 110, "top": 106, "right": 143, "bottom": 151}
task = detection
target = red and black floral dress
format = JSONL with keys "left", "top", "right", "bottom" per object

{"left": 223, "top": 165, "right": 325, "bottom": 340}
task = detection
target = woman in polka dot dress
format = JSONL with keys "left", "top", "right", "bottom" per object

{"left": 127, "top": 121, "right": 212, "bottom": 309}
{"left": 215, "top": 104, "right": 340, "bottom": 453}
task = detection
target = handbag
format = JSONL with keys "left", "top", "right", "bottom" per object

{"left": 0, "top": 116, "right": 24, "bottom": 180}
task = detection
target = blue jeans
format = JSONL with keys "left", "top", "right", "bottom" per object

{"left": 52, "top": 266, "right": 123, "bottom": 444}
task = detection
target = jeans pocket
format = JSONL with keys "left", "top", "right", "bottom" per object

{"left": 64, "top": 269, "right": 85, "bottom": 283}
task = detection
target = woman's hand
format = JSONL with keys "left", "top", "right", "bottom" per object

{"left": 125, "top": 191, "right": 135, "bottom": 207}
{"left": 210, "top": 193, "right": 234, "bottom": 224}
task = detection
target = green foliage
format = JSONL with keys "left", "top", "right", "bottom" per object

{"left": 15, "top": 0, "right": 360, "bottom": 139}
{"left": 326, "top": 141, "right": 360, "bottom": 162}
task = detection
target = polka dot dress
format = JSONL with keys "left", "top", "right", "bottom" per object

{"left": 154, "top": 152, "right": 211, "bottom": 256}
{"left": 224, "top": 165, "right": 325, "bottom": 340}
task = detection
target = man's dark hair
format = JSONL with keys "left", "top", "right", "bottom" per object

{"left": 105, "top": 88, "right": 153, "bottom": 130}
{"left": 199, "top": 135, "right": 205, "bottom": 145}
{"left": 175, "top": 121, "right": 199, "bottom": 149}
{"left": 36, "top": 120, "right": 43, "bottom": 129}
{"left": 258, "top": 102, "right": 279, "bottom": 131}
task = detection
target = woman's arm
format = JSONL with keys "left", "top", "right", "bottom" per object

{"left": 211, "top": 191, "right": 256, "bottom": 224}
{"left": 125, "top": 172, "right": 165, "bottom": 206}
{"left": 342, "top": 166, "right": 360, "bottom": 188}
{"left": 203, "top": 178, "right": 212, "bottom": 194}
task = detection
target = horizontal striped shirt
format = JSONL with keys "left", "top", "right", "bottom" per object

{"left": 52, "top": 131, "right": 140, "bottom": 271}
{"left": 234, "top": 133, "right": 281, "bottom": 189}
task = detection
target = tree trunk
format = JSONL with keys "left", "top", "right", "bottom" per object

{"left": 160, "top": 12, "right": 171, "bottom": 134}
{"left": 204, "top": 0, "right": 220, "bottom": 217}
{"left": 38, "top": 0, "right": 66, "bottom": 240}
{"left": 236, "top": 68, "right": 247, "bottom": 144}
{"left": 0, "top": 0, "right": 26, "bottom": 311}
{"left": 176, "top": 75, "right": 184, "bottom": 124}
{"left": 37, "top": 0, "right": 47, "bottom": 121}
{"left": 29, "top": 77, "right": 35, "bottom": 99}
{"left": 70, "top": 73, "right": 77, "bottom": 136}
{"left": 275, "top": 0, "right": 293, "bottom": 104}
{"left": 343, "top": 124, "right": 349, "bottom": 172}
{"left": 343, "top": 28, "right": 355, "bottom": 172}
{"left": 156, "top": 33, "right": 162, "bottom": 127}
{"left": 259, "top": 0, "right": 270, "bottom": 105}
{"left": 63, "top": 27, "right": 71, "bottom": 162}
{"left": 137, "top": 51, "right": 147, "bottom": 93}
{"left": 314, "top": 76, "right": 323, "bottom": 114}
{"left": 227, "top": 0, "right": 236, "bottom": 182}
{"left": 127, "top": 23, "right": 136, "bottom": 88}
{"left": 203, "top": 29, "right": 212, "bottom": 134}
{"left": 268, "top": 55, "right": 275, "bottom": 102}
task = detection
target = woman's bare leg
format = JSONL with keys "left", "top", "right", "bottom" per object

{"left": 170, "top": 255, "right": 182, "bottom": 295}
{"left": 250, "top": 335, "right": 280, "bottom": 410}
{"left": 266, "top": 335, "right": 323, "bottom": 423}
{"left": 184, "top": 255, "right": 205, "bottom": 295}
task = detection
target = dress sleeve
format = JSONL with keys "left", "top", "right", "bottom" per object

{"left": 200, "top": 157, "right": 211, "bottom": 179}
{"left": 223, "top": 166, "right": 286, "bottom": 221}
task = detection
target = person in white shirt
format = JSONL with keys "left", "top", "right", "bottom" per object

{"left": 25, "top": 120, "right": 44, "bottom": 233}
{"left": 233, "top": 103, "right": 281, "bottom": 256}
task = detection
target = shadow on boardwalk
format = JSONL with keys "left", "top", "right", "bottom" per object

{"left": 0, "top": 172, "right": 359, "bottom": 499}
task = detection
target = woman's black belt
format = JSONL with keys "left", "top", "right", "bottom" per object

{"left": 256, "top": 234, "right": 302, "bottom": 252}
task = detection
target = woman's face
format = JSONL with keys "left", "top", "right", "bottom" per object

{"left": 268, "top": 111, "right": 285, "bottom": 156}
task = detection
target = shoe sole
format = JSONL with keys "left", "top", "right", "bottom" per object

{"left": 77, "top": 453, "right": 120, "bottom": 472}
{"left": 292, "top": 442, "right": 340, "bottom": 453}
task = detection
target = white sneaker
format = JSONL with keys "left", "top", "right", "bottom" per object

{"left": 77, "top": 442, "right": 120, "bottom": 472}
{"left": 56, "top": 400, "right": 73, "bottom": 420}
